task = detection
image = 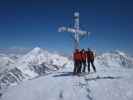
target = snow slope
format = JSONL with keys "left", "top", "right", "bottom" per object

{"left": 15, "top": 47, "right": 69, "bottom": 78}
{"left": 0, "top": 47, "right": 70, "bottom": 90}
{"left": 0, "top": 54, "right": 15, "bottom": 73}
{"left": 1, "top": 65, "right": 133, "bottom": 100}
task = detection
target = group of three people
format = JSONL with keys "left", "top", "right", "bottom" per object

{"left": 73, "top": 48, "right": 96, "bottom": 75}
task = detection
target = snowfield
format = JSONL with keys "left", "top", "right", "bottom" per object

{"left": 0, "top": 47, "right": 133, "bottom": 100}
{"left": 1, "top": 66, "right": 133, "bottom": 100}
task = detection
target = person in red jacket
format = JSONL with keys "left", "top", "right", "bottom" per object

{"left": 81, "top": 49, "right": 87, "bottom": 72}
{"left": 73, "top": 49, "right": 82, "bottom": 75}
{"left": 86, "top": 48, "right": 96, "bottom": 72}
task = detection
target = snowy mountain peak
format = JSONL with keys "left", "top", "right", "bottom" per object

{"left": 96, "top": 51, "right": 133, "bottom": 68}
{"left": 0, "top": 48, "right": 133, "bottom": 92}
{"left": 28, "top": 47, "right": 43, "bottom": 54}
{"left": 112, "top": 50, "right": 127, "bottom": 57}
{"left": 31, "top": 47, "right": 41, "bottom": 52}
{"left": 12, "top": 47, "right": 70, "bottom": 78}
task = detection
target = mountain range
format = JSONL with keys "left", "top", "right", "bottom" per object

{"left": 0, "top": 47, "right": 133, "bottom": 94}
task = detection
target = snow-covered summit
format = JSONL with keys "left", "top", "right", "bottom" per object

{"left": 0, "top": 47, "right": 70, "bottom": 89}
{"left": 18, "top": 47, "right": 48, "bottom": 64}
{"left": 96, "top": 51, "right": 133, "bottom": 68}
{"left": 26, "top": 47, "right": 44, "bottom": 55}
{"left": 109, "top": 50, "right": 128, "bottom": 57}
{"left": 13, "top": 47, "right": 69, "bottom": 78}
{"left": 18, "top": 47, "right": 69, "bottom": 66}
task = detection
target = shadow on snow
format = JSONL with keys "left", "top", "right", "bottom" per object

{"left": 85, "top": 76, "right": 122, "bottom": 81}
{"left": 53, "top": 72, "right": 74, "bottom": 77}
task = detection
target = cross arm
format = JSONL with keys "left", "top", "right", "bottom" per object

{"left": 58, "top": 26, "right": 90, "bottom": 36}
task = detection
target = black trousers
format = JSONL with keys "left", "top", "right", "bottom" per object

{"left": 87, "top": 60, "right": 96, "bottom": 72}
{"left": 73, "top": 60, "right": 81, "bottom": 74}
{"left": 82, "top": 60, "right": 86, "bottom": 72}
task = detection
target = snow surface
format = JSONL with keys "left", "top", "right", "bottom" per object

{"left": 0, "top": 54, "right": 15, "bottom": 73}
{"left": 0, "top": 47, "right": 133, "bottom": 100}
{"left": 1, "top": 61, "right": 133, "bottom": 100}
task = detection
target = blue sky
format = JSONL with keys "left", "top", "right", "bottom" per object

{"left": 0, "top": 0, "right": 133, "bottom": 54}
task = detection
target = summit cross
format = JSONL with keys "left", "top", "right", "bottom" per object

{"left": 58, "top": 12, "right": 90, "bottom": 49}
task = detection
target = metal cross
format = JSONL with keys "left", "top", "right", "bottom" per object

{"left": 58, "top": 12, "right": 90, "bottom": 49}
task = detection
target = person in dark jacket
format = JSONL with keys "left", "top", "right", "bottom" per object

{"left": 81, "top": 49, "right": 87, "bottom": 72}
{"left": 86, "top": 48, "right": 96, "bottom": 72}
{"left": 73, "top": 49, "right": 82, "bottom": 75}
